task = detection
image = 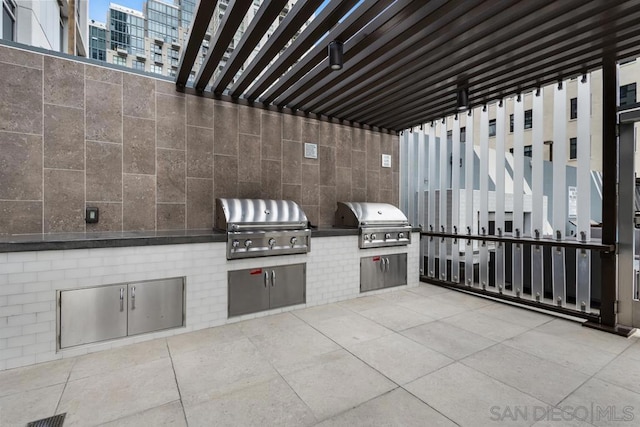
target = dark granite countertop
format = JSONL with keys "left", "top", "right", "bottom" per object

{"left": 0, "top": 227, "right": 367, "bottom": 253}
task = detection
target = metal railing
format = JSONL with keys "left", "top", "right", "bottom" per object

{"left": 419, "top": 231, "right": 615, "bottom": 323}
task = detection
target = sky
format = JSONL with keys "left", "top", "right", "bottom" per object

{"left": 90, "top": 0, "right": 144, "bottom": 22}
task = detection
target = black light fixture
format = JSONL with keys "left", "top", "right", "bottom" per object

{"left": 328, "top": 40, "right": 343, "bottom": 70}
{"left": 456, "top": 86, "right": 469, "bottom": 111}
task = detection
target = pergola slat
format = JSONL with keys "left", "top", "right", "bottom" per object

{"left": 319, "top": 0, "right": 555, "bottom": 117}
{"left": 211, "top": 0, "right": 290, "bottom": 95}
{"left": 337, "top": 0, "right": 615, "bottom": 123}
{"left": 176, "top": 0, "right": 218, "bottom": 88}
{"left": 228, "top": 0, "right": 325, "bottom": 98}
{"left": 256, "top": 0, "right": 400, "bottom": 102}
{"left": 194, "top": 0, "right": 253, "bottom": 92}
{"left": 389, "top": 36, "right": 640, "bottom": 130}
{"left": 357, "top": 4, "right": 640, "bottom": 127}
{"left": 175, "top": 0, "right": 640, "bottom": 131}
{"left": 270, "top": 0, "right": 441, "bottom": 107}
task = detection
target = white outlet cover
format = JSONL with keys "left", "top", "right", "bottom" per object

{"left": 304, "top": 143, "right": 318, "bottom": 159}
{"left": 381, "top": 154, "right": 392, "bottom": 168}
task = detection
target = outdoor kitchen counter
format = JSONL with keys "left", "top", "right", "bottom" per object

{"left": 0, "top": 229, "right": 420, "bottom": 371}
{"left": 0, "top": 227, "right": 365, "bottom": 253}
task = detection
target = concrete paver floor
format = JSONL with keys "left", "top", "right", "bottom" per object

{"left": 1, "top": 284, "right": 639, "bottom": 427}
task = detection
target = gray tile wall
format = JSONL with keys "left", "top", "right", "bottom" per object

{"left": 0, "top": 45, "right": 399, "bottom": 235}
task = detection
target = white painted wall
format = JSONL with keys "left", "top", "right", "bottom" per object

{"left": 0, "top": 234, "right": 419, "bottom": 370}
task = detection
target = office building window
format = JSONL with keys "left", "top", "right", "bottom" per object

{"left": 2, "top": 0, "right": 17, "bottom": 41}
{"left": 89, "top": 24, "right": 107, "bottom": 61}
{"left": 460, "top": 127, "right": 466, "bottom": 143}
{"left": 524, "top": 109, "right": 532, "bottom": 129}
{"left": 151, "top": 64, "right": 163, "bottom": 74}
{"left": 147, "top": 0, "right": 179, "bottom": 43}
{"left": 169, "top": 48, "right": 179, "bottom": 66}
{"left": 132, "top": 60, "right": 145, "bottom": 71}
{"left": 569, "top": 137, "right": 577, "bottom": 160}
{"left": 488, "top": 119, "right": 496, "bottom": 137}
{"left": 110, "top": 8, "right": 145, "bottom": 55}
{"left": 112, "top": 56, "right": 126, "bottom": 66}
{"left": 509, "top": 145, "right": 533, "bottom": 158}
{"left": 570, "top": 98, "right": 577, "bottom": 119}
{"left": 620, "top": 83, "right": 637, "bottom": 107}
{"left": 509, "top": 109, "right": 533, "bottom": 132}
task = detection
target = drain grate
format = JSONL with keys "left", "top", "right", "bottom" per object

{"left": 26, "top": 413, "right": 66, "bottom": 427}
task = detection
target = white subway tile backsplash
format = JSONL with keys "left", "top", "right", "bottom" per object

{"left": 50, "top": 259, "right": 79, "bottom": 270}
{"left": 7, "top": 313, "right": 37, "bottom": 327}
{"left": 2, "top": 263, "right": 24, "bottom": 274}
{"left": 7, "top": 272, "right": 38, "bottom": 284}
{"left": 23, "top": 261, "right": 53, "bottom": 272}
{"left": 22, "top": 322, "right": 51, "bottom": 335}
{"left": 0, "top": 326, "right": 21, "bottom": 339}
{"left": 0, "top": 306, "right": 22, "bottom": 317}
{"left": 7, "top": 252, "right": 37, "bottom": 262}
{"left": 8, "top": 334, "right": 36, "bottom": 348}
{"left": 36, "top": 311, "right": 55, "bottom": 322}
{"left": 36, "top": 270, "right": 65, "bottom": 281}
{"left": 0, "top": 347, "right": 22, "bottom": 360}
{"left": 36, "top": 331, "right": 54, "bottom": 343}
{"left": 23, "top": 282, "right": 52, "bottom": 293}
{"left": 23, "top": 302, "right": 52, "bottom": 314}
{"left": 0, "top": 233, "right": 419, "bottom": 371}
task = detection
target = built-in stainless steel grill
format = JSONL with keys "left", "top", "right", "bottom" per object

{"left": 335, "top": 202, "right": 412, "bottom": 249}
{"left": 216, "top": 198, "right": 311, "bottom": 259}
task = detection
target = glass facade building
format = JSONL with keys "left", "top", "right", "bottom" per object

{"left": 178, "top": 0, "right": 196, "bottom": 31}
{"left": 147, "top": 0, "right": 179, "bottom": 43}
{"left": 89, "top": 22, "right": 107, "bottom": 61}
{"left": 109, "top": 6, "right": 145, "bottom": 55}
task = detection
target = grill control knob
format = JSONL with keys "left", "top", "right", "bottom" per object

{"left": 364, "top": 234, "right": 369, "bottom": 240}
{"left": 268, "top": 238, "right": 276, "bottom": 248}
{"left": 232, "top": 240, "right": 240, "bottom": 248}
{"left": 290, "top": 236, "right": 297, "bottom": 245}
{"left": 385, "top": 233, "right": 391, "bottom": 240}
{"left": 398, "top": 232, "right": 405, "bottom": 239}
{"left": 244, "top": 239, "right": 253, "bottom": 248}
{"left": 370, "top": 234, "right": 377, "bottom": 240}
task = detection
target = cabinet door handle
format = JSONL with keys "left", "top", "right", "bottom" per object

{"left": 263, "top": 271, "right": 269, "bottom": 288}
{"left": 120, "top": 287, "right": 124, "bottom": 312}
{"left": 131, "top": 286, "right": 136, "bottom": 310}
{"left": 271, "top": 270, "right": 276, "bottom": 287}
{"left": 385, "top": 258, "right": 390, "bottom": 273}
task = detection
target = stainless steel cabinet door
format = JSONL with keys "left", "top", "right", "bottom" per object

{"left": 360, "top": 256, "right": 386, "bottom": 292}
{"left": 128, "top": 278, "right": 184, "bottom": 336}
{"left": 228, "top": 268, "right": 270, "bottom": 316}
{"left": 269, "top": 263, "right": 305, "bottom": 310}
{"left": 60, "top": 285, "right": 127, "bottom": 348}
{"left": 385, "top": 253, "right": 408, "bottom": 288}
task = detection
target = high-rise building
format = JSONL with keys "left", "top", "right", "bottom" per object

{"left": 89, "top": 20, "right": 107, "bottom": 61}
{"left": 1, "top": 0, "right": 88, "bottom": 56}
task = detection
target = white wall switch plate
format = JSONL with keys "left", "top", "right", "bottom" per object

{"left": 304, "top": 143, "right": 318, "bottom": 159}
{"left": 381, "top": 154, "right": 392, "bottom": 168}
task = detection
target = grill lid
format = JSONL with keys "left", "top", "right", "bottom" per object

{"left": 216, "top": 198, "right": 309, "bottom": 231}
{"left": 335, "top": 202, "right": 410, "bottom": 227}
